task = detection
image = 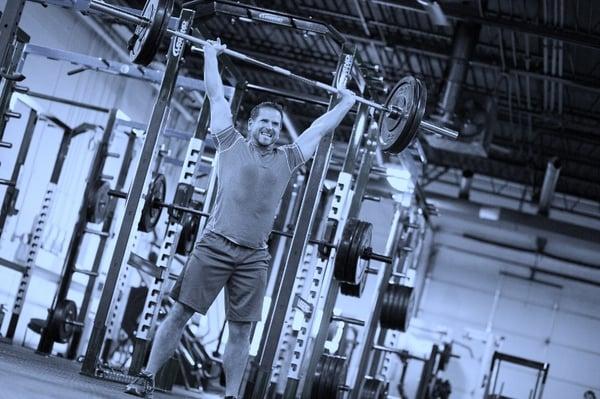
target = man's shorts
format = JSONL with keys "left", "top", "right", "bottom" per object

{"left": 170, "top": 230, "right": 270, "bottom": 322}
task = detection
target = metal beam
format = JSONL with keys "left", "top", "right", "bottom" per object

{"left": 368, "top": 0, "right": 600, "bottom": 50}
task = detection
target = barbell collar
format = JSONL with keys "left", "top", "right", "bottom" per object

{"left": 420, "top": 119, "right": 459, "bottom": 140}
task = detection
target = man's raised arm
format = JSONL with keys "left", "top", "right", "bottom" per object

{"left": 294, "top": 89, "right": 356, "bottom": 161}
{"left": 204, "top": 39, "right": 233, "bottom": 136}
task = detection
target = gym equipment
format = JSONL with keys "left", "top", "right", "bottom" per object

{"left": 176, "top": 213, "right": 200, "bottom": 255}
{"left": 107, "top": 174, "right": 393, "bottom": 278}
{"left": 437, "top": 342, "right": 452, "bottom": 372}
{"left": 50, "top": 300, "right": 83, "bottom": 343}
{"left": 86, "top": 180, "right": 111, "bottom": 223}
{"left": 39, "top": 0, "right": 459, "bottom": 154}
{"left": 484, "top": 352, "right": 549, "bottom": 399}
{"left": 360, "top": 377, "right": 389, "bottom": 399}
{"left": 312, "top": 354, "right": 349, "bottom": 399}
{"left": 138, "top": 173, "right": 166, "bottom": 232}
{"left": 379, "top": 76, "right": 427, "bottom": 153}
{"left": 380, "top": 283, "right": 414, "bottom": 332}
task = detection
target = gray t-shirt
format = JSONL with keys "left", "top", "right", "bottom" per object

{"left": 205, "top": 125, "right": 306, "bottom": 248}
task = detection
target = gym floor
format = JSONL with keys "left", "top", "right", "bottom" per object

{"left": 0, "top": 343, "right": 219, "bottom": 399}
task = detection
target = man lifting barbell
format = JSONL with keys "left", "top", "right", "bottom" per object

{"left": 124, "top": 39, "right": 356, "bottom": 399}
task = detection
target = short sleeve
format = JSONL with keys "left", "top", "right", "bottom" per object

{"left": 212, "top": 125, "right": 242, "bottom": 152}
{"left": 281, "top": 143, "right": 306, "bottom": 172}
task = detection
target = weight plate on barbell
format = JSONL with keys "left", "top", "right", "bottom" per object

{"left": 129, "top": 0, "right": 174, "bottom": 66}
{"left": 380, "top": 283, "right": 415, "bottom": 331}
{"left": 339, "top": 272, "right": 366, "bottom": 297}
{"left": 333, "top": 218, "right": 359, "bottom": 282}
{"left": 138, "top": 173, "right": 167, "bottom": 233}
{"left": 355, "top": 221, "right": 372, "bottom": 283}
{"left": 378, "top": 76, "right": 423, "bottom": 154}
{"left": 176, "top": 213, "right": 200, "bottom": 255}
{"left": 406, "top": 77, "right": 427, "bottom": 143}
{"left": 87, "top": 180, "right": 110, "bottom": 224}
{"left": 50, "top": 299, "right": 78, "bottom": 343}
{"left": 360, "top": 377, "right": 389, "bottom": 399}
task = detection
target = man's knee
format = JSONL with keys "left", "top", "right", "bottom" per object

{"left": 168, "top": 301, "right": 194, "bottom": 327}
{"left": 228, "top": 321, "right": 252, "bottom": 342}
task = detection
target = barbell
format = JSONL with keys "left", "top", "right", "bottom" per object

{"left": 76, "top": 0, "right": 459, "bottom": 154}
{"left": 90, "top": 174, "right": 393, "bottom": 286}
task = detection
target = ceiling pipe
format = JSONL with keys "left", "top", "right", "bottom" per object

{"left": 458, "top": 169, "right": 474, "bottom": 200}
{"left": 538, "top": 157, "right": 562, "bottom": 216}
{"left": 434, "top": 21, "right": 481, "bottom": 124}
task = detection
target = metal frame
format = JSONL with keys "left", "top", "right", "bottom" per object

{"left": 5, "top": 115, "right": 76, "bottom": 339}
{"left": 0, "top": 109, "right": 37, "bottom": 237}
{"left": 348, "top": 202, "right": 407, "bottom": 398}
{"left": 35, "top": 109, "right": 118, "bottom": 354}
{"left": 67, "top": 129, "right": 138, "bottom": 359}
{"left": 81, "top": 9, "right": 195, "bottom": 376}
{"left": 484, "top": 351, "right": 550, "bottom": 399}
{"left": 296, "top": 105, "right": 378, "bottom": 399}
{"left": 243, "top": 44, "right": 357, "bottom": 399}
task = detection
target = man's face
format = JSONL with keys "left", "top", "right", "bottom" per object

{"left": 248, "top": 107, "right": 282, "bottom": 147}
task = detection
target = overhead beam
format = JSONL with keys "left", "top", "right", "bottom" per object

{"left": 368, "top": 0, "right": 600, "bottom": 50}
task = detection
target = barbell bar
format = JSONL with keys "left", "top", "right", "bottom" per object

{"left": 85, "top": 0, "right": 458, "bottom": 145}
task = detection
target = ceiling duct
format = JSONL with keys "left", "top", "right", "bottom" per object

{"left": 538, "top": 157, "right": 562, "bottom": 216}
{"left": 423, "top": 22, "right": 496, "bottom": 157}
{"left": 435, "top": 22, "right": 481, "bottom": 123}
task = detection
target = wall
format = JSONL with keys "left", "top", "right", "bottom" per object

{"left": 0, "top": 0, "right": 195, "bottom": 353}
{"left": 400, "top": 214, "right": 600, "bottom": 399}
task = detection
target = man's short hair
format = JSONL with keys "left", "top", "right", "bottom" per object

{"left": 249, "top": 101, "right": 284, "bottom": 122}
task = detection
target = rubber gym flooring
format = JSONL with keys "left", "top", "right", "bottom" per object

{"left": 0, "top": 343, "right": 219, "bottom": 399}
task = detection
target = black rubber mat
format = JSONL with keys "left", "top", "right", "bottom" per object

{"left": 0, "top": 343, "right": 216, "bottom": 399}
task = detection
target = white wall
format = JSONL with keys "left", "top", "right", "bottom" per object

{"left": 0, "top": 1, "right": 194, "bottom": 350}
{"left": 406, "top": 222, "right": 600, "bottom": 399}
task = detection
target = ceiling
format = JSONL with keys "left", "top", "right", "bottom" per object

{"left": 119, "top": 0, "right": 600, "bottom": 204}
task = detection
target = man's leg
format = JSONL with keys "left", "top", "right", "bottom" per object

{"left": 146, "top": 301, "right": 195, "bottom": 374}
{"left": 223, "top": 320, "right": 253, "bottom": 398}
{"left": 125, "top": 301, "right": 194, "bottom": 397}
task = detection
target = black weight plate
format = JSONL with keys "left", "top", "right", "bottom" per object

{"left": 394, "top": 285, "right": 408, "bottom": 331}
{"left": 129, "top": 0, "right": 173, "bottom": 66}
{"left": 355, "top": 221, "right": 372, "bottom": 283}
{"left": 176, "top": 213, "right": 200, "bottom": 255}
{"left": 345, "top": 219, "right": 362, "bottom": 283}
{"left": 361, "top": 378, "right": 386, "bottom": 398}
{"left": 138, "top": 174, "right": 166, "bottom": 233}
{"left": 340, "top": 271, "right": 367, "bottom": 298}
{"left": 312, "top": 355, "right": 326, "bottom": 398}
{"left": 405, "top": 77, "right": 428, "bottom": 146}
{"left": 380, "top": 283, "right": 391, "bottom": 328}
{"left": 316, "top": 354, "right": 332, "bottom": 399}
{"left": 387, "top": 284, "right": 402, "bottom": 330}
{"left": 333, "top": 356, "right": 348, "bottom": 398}
{"left": 334, "top": 218, "right": 359, "bottom": 282}
{"left": 86, "top": 180, "right": 110, "bottom": 224}
{"left": 402, "top": 284, "right": 416, "bottom": 331}
{"left": 378, "top": 76, "right": 419, "bottom": 153}
{"left": 384, "top": 284, "right": 397, "bottom": 329}
{"left": 393, "top": 284, "right": 414, "bottom": 331}
{"left": 51, "top": 299, "right": 77, "bottom": 343}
